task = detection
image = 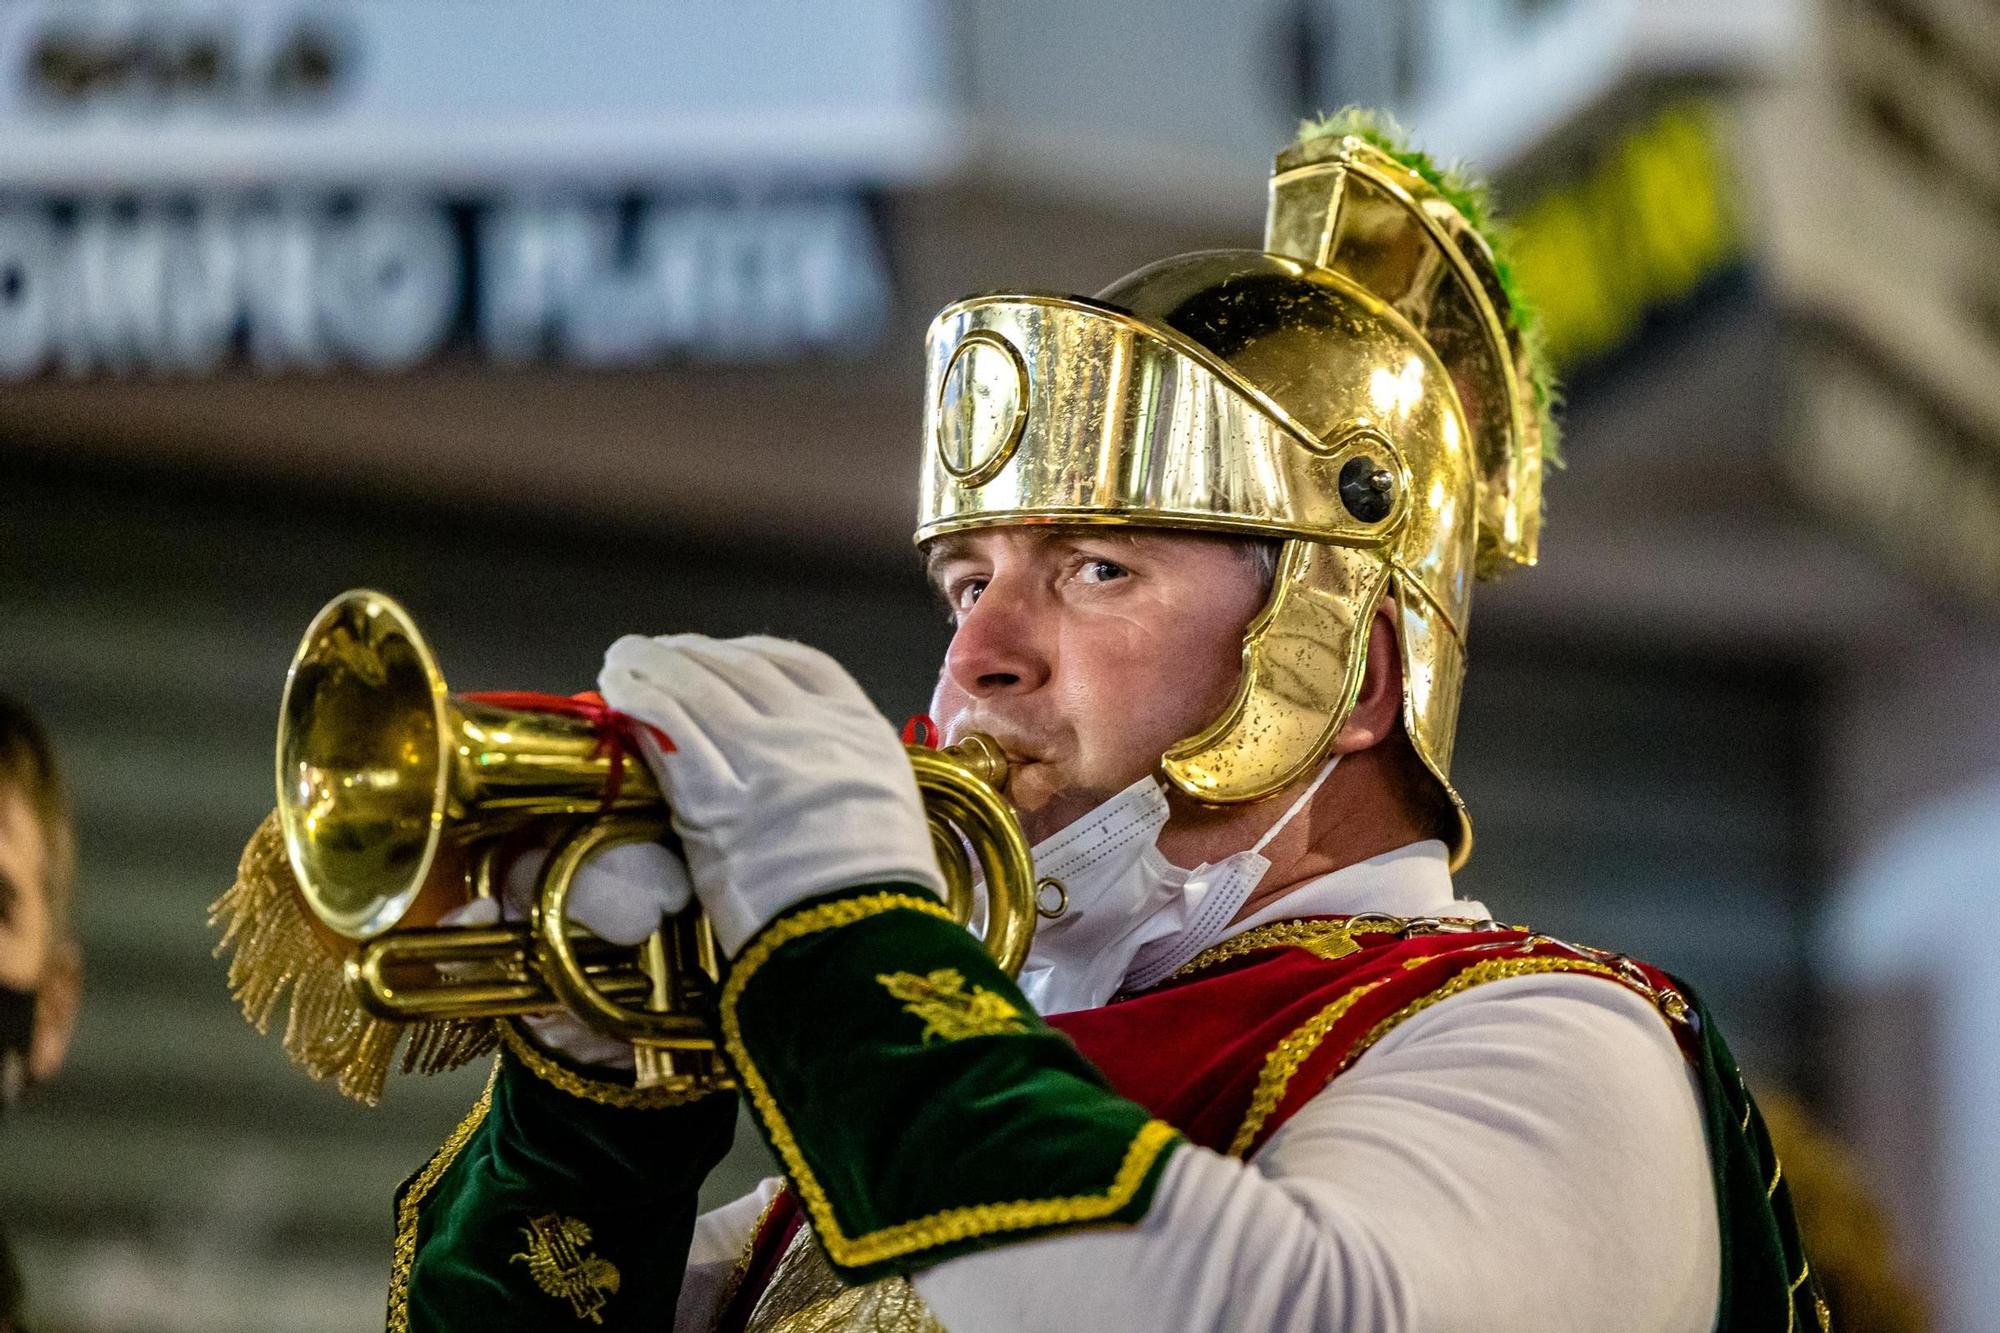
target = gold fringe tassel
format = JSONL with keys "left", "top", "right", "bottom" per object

{"left": 210, "top": 811, "right": 495, "bottom": 1105}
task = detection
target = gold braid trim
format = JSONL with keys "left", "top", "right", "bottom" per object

{"left": 386, "top": 1060, "right": 498, "bottom": 1333}
{"left": 1344, "top": 955, "right": 1626, "bottom": 1065}
{"left": 1172, "top": 916, "right": 1526, "bottom": 983}
{"left": 1226, "top": 977, "right": 1396, "bottom": 1156}
{"left": 720, "top": 891, "right": 1180, "bottom": 1271}
{"left": 495, "top": 1019, "right": 716, "bottom": 1110}
{"left": 1227, "top": 954, "right": 1668, "bottom": 1158}
{"left": 1173, "top": 918, "right": 1402, "bottom": 980}
{"left": 209, "top": 810, "right": 495, "bottom": 1105}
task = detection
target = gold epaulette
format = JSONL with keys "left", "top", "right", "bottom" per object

{"left": 209, "top": 810, "right": 495, "bottom": 1104}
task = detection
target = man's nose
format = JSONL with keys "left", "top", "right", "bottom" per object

{"left": 942, "top": 577, "right": 1051, "bottom": 698}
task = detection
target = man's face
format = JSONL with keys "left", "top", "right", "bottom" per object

{"left": 0, "top": 793, "right": 49, "bottom": 991}
{"left": 925, "top": 528, "right": 1269, "bottom": 845}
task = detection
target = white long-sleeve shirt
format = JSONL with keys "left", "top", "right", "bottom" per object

{"left": 678, "top": 845, "right": 1720, "bottom": 1332}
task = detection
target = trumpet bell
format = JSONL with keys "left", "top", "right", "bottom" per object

{"left": 278, "top": 590, "right": 453, "bottom": 940}
{"left": 278, "top": 589, "right": 666, "bottom": 942}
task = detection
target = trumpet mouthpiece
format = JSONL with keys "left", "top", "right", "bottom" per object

{"left": 940, "top": 731, "right": 1009, "bottom": 790}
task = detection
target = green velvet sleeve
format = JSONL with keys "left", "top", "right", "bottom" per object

{"left": 390, "top": 1024, "right": 737, "bottom": 1333}
{"left": 720, "top": 885, "right": 1181, "bottom": 1285}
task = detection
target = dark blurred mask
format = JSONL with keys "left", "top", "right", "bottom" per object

{"left": 0, "top": 983, "right": 34, "bottom": 1110}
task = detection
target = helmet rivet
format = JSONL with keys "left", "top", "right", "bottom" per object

{"left": 1339, "top": 456, "right": 1396, "bottom": 522}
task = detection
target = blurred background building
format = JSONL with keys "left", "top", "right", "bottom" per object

{"left": 0, "top": 0, "right": 1992, "bottom": 1329}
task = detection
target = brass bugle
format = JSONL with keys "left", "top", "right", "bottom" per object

{"left": 275, "top": 588, "right": 1036, "bottom": 1090}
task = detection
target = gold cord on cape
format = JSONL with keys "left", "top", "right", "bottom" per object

{"left": 209, "top": 809, "right": 495, "bottom": 1105}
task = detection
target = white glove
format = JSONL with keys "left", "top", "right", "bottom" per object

{"left": 441, "top": 839, "right": 693, "bottom": 1070}
{"left": 597, "top": 633, "right": 945, "bottom": 957}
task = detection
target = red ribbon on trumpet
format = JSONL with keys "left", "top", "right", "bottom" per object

{"left": 463, "top": 690, "right": 675, "bottom": 810}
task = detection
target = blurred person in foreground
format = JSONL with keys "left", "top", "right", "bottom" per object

{"left": 0, "top": 697, "right": 82, "bottom": 1333}
{"left": 243, "top": 115, "right": 1825, "bottom": 1330}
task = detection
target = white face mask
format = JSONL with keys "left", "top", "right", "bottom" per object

{"left": 1014, "top": 757, "right": 1339, "bottom": 1015}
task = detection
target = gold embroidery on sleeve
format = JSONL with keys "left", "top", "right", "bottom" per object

{"left": 512, "top": 1214, "right": 621, "bottom": 1324}
{"left": 878, "top": 968, "right": 1029, "bottom": 1042}
{"left": 720, "top": 891, "right": 1180, "bottom": 1270}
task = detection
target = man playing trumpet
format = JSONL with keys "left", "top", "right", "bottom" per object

{"left": 227, "top": 114, "right": 1822, "bottom": 1331}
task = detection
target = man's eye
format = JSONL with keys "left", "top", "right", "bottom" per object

{"left": 1077, "top": 558, "right": 1128, "bottom": 584}
{"left": 952, "top": 579, "right": 988, "bottom": 611}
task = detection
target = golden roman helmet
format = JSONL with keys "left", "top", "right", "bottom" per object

{"left": 916, "top": 114, "right": 1555, "bottom": 868}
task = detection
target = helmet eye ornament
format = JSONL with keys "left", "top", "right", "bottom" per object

{"left": 1338, "top": 455, "right": 1396, "bottom": 522}
{"left": 935, "top": 331, "right": 1029, "bottom": 489}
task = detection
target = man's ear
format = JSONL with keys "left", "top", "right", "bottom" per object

{"left": 29, "top": 936, "right": 79, "bottom": 1084}
{"left": 1329, "top": 601, "right": 1404, "bottom": 755}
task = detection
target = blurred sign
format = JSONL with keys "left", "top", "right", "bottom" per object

{"left": 20, "top": 13, "right": 350, "bottom": 110}
{"left": 0, "top": 0, "right": 942, "bottom": 376}
{"left": 1506, "top": 97, "right": 1748, "bottom": 372}
{"left": 0, "top": 0, "right": 959, "bottom": 188}
{"left": 0, "top": 192, "right": 890, "bottom": 377}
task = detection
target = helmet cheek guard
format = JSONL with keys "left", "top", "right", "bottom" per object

{"left": 1161, "top": 540, "right": 1392, "bottom": 803}
{"left": 917, "top": 127, "right": 1551, "bottom": 871}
